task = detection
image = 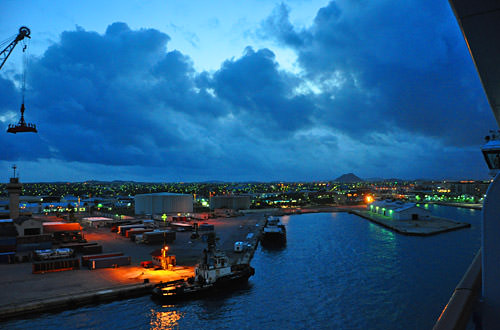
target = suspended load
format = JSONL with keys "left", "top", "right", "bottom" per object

{"left": 7, "top": 103, "right": 37, "bottom": 134}
{"left": 1, "top": 26, "right": 38, "bottom": 134}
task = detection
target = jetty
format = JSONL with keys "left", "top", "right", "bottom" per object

{"left": 350, "top": 210, "right": 471, "bottom": 236}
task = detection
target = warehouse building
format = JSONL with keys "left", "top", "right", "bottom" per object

{"left": 209, "top": 195, "right": 251, "bottom": 211}
{"left": 367, "top": 200, "right": 431, "bottom": 220}
{"left": 135, "top": 193, "right": 193, "bottom": 215}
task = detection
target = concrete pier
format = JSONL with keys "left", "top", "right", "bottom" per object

{"left": 350, "top": 210, "right": 471, "bottom": 236}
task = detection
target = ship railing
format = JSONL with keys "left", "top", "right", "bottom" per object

{"left": 155, "top": 279, "right": 185, "bottom": 288}
{"left": 433, "top": 249, "right": 482, "bottom": 330}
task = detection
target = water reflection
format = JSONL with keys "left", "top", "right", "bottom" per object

{"left": 368, "top": 222, "right": 396, "bottom": 243}
{"left": 150, "top": 307, "right": 183, "bottom": 330}
{"left": 280, "top": 215, "right": 290, "bottom": 224}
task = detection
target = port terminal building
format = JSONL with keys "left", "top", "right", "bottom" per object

{"left": 134, "top": 193, "right": 193, "bottom": 216}
{"left": 367, "top": 200, "right": 431, "bottom": 220}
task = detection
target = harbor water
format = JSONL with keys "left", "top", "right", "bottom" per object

{"left": 3, "top": 205, "right": 481, "bottom": 329}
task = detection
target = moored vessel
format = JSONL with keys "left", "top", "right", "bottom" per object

{"left": 152, "top": 233, "right": 254, "bottom": 301}
{"left": 261, "top": 216, "right": 286, "bottom": 247}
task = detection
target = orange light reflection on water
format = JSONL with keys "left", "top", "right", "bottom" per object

{"left": 150, "top": 307, "right": 183, "bottom": 330}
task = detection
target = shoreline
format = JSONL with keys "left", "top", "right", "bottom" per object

{"left": 0, "top": 214, "right": 266, "bottom": 321}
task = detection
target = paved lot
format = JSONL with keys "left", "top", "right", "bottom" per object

{"left": 0, "top": 214, "right": 264, "bottom": 308}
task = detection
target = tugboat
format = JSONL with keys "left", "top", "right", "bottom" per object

{"left": 152, "top": 232, "right": 254, "bottom": 301}
{"left": 261, "top": 216, "right": 286, "bottom": 248}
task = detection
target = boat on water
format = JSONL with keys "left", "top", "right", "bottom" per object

{"left": 152, "top": 232, "right": 254, "bottom": 301}
{"left": 261, "top": 216, "right": 286, "bottom": 247}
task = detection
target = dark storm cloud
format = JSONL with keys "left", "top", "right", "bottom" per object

{"left": 211, "top": 47, "right": 313, "bottom": 133}
{"left": 1, "top": 0, "right": 493, "bottom": 181}
{"left": 262, "top": 0, "right": 494, "bottom": 146}
{"left": 1, "top": 22, "right": 317, "bottom": 177}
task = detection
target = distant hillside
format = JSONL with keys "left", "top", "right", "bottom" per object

{"left": 334, "top": 173, "right": 363, "bottom": 183}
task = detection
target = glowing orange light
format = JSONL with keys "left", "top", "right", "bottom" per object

{"left": 365, "top": 195, "right": 374, "bottom": 203}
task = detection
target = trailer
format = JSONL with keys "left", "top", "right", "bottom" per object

{"left": 33, "top": 257, "right": 79, "bottom": 273}
{"left": 143, "top": 230, "right": 176, "bottom": 244}
{"left": 126, "top": 228, "right": 153, "bottom": 239}
{"left": 60, "top": 242, "right": 98, "bottom": 253}
{"left": 118, "top": 224, "right": 145, "bottom": 236}
{"left": 170, "top": 222, "right": 192, "bottom": 232}
{"left": 81, "top": 252, "right": 124, "bottom": 267}
{"left": 88, "top": 255, "right": 131, "bottom": 270}
{"left": 33, "top": 248, "right": 75, "bottom": 261}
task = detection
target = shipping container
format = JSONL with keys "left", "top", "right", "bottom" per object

{"left": 32, "top": 257, "right": 79, "bottom": 273}
{"left": 118, "top": 224, "right": 145, "bottom": 236}
{"left": 124, "top": 227, "right": 147, "bottom": 238}
{"left": 127, "top": 228, "right": 153, "bottom": 239}
{"left": 81, "top": 252, "right": 123, "bottom": 266}
{"left": 88, "top": 256, "right": 131, "bottom": 270}
{"left": 143, "top": 230, "right": 176, "bottom": 244}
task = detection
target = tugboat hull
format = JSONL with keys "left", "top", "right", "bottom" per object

{"left": 152, "top": 265, "right": 255, "bottom": 302}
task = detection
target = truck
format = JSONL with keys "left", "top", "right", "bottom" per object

{"left": 33, "top": 248, "right": 74, "bottom": 261}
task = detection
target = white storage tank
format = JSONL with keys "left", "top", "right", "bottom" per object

{"left": 134, "top": 193, "right": 193, "bottom": 215}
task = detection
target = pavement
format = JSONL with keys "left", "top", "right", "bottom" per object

{"left": 0, "top": 213, "right": 265, "bottom": 308}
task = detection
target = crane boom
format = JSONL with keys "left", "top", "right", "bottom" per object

{"left": 0, "top": 26, "right": 30, "bottom": 70}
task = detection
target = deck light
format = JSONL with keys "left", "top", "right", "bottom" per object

{"left": 482, "top": 130, "right": 500, "bottom": 175}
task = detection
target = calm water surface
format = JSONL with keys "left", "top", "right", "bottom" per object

{"left": 4, "top": 205, "right": 481, "bottom": 329}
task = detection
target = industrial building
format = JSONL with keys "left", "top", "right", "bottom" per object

{"left": 209, "top": 195, "right": 251, "bottom": 211}
{"left": 367, "top": 200, "right": 431, "bottom": 220}
{"left": 134, "top": 193, "right": 193, "bottom": 215}
{"left": 13, "top": 217, "right": 43, "bottom": 236}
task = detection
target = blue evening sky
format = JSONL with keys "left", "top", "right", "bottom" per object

{"left": 0, "top": 0, "right": 495, "bottom": 182}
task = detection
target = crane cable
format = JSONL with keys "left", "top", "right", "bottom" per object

{"left": 0, "top": 33, "right": 17, "bottom": 49}
{"left": 21, "top": 37, "right": 29, "bottom": 105}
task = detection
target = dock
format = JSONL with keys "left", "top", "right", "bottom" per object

{"left": 236, "top": 217, "right": 266, "bottom": 265}
{"left": 350, "top": 210, "right": 471, "bottom": 236}
{"left": 0, "top": 213, "right": 265, "bottom": 321}
{"left": 0, "top": 282, "right": 153, "bottom": 320}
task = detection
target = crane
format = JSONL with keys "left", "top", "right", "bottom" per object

{"left": 0, "top": 26, "right": 30, "bottom": 70}
{"left": 0, "top": 26, "right": 37, "bottom": 134}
